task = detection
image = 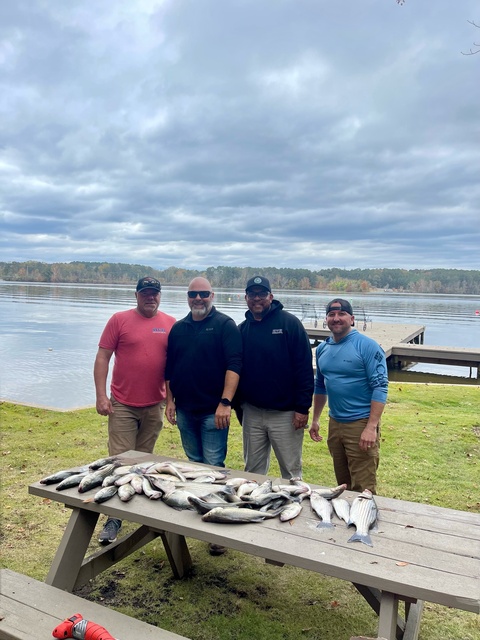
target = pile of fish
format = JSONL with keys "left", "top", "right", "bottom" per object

{"left": 39, "top": 457, "right": 378, "bottom": 546}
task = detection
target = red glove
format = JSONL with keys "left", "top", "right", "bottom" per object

{"left": 52, "top": 613, "right": 117, "bottom": 640}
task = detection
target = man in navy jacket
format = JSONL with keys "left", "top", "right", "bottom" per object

{"left": 237, "top": 276, "right": 314, "bottom": 479}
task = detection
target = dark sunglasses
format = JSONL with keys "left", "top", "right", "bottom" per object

{"left": 246, "top": 290, "right": 269, "bottom": 299}
{"left": 187, "top": 290, "right": 212, "bottom": 299}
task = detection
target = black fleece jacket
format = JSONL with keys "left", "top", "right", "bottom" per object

{"left": 165, "top": 306, "right": 242, "bottom": 414}
{"left": 237, "top": 300, "right": 314, "bottom": 414}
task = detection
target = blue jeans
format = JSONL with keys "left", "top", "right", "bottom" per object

{"left": 175, "top": 409, "right": 228, "bottom": 467}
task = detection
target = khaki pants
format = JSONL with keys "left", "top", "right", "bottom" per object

{"left": 107, "top": 396, "right": 165, "bottom": 456}
{"left": 327, "top": 417, "right": 380, "bottom": 493}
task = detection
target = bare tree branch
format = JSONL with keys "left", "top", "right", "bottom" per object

{"left": 461, "top": 20, "right": 480, "bottom": 55}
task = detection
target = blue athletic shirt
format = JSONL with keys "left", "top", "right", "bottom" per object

{"left": 314, "top": 329, "right": 388, "bottom": 422}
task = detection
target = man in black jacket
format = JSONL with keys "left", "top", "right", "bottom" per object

{"left": 165, "top": 277, "right": 242, "bottom": 468}
{"left": 237, "top": 276, "right": 314, "bottom": 479}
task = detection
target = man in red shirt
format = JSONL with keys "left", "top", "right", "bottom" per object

{"left": 93, "top": 276, "right": 175, "bottom": 544}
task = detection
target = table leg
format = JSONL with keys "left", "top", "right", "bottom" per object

{"left": 157, "top": 530, "right": 192, "bottom": 578}
{"left": 45, "top": 508, "right": 99, "bottom": 592}
{"left": 377, "top": 591, "right": 399, "bottom": 640}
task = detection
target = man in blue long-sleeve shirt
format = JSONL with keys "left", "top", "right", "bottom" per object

{"left": 309, "top": 298, "right": 388, "bottom": 493}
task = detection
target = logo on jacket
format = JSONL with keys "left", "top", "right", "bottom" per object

{"left": 272, "top": 329, "right": 283, "bottom": 334}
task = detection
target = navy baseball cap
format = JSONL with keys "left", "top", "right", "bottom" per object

{"left": 136, "top": 276, "right": 161, "bottom": 293}
{"left": 326, "top": 298, "right": 353, "bottom": 315}
{"left": 245, "top": 276, "right": 271, "bottom": 292}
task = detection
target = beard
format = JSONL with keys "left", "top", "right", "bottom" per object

{"left": 191, "top": 302, "right": 213, "bottom": 319}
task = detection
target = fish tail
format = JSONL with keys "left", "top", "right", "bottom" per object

{"left": 347, "top": 531, "right": 373, "bottom": 546}
{"left": 82, "top": 497, "right": 94, "bottom": 503}
{"left": 316, "top": 522, "right": 335, "bottom": 529}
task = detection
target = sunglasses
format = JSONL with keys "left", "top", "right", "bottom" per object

{"left": 246, "top": 290, "right": 269, "bottom": 299}
{"left": 187, "top": 290, "right": 212, "bottom": 299}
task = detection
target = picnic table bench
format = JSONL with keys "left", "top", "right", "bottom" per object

{"left": 28, "top": 451, "right": 480, "bottom": 640}
{"left": 0, "top": 568, "right": 191, "bottom": 640}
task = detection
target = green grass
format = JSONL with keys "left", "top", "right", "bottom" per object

{"left": 1, "top": 384, "right": 479, "bottom": 640}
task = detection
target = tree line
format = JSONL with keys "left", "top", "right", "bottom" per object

{"left": 1, "top": 261, "right": 479, "bottom": 295}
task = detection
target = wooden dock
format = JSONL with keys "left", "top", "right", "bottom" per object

{"left": 304, "top": 322, "right": 480, "bottom": 379}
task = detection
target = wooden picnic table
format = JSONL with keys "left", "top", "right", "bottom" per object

{"left": 28, "top": 451, "right": 480, "bottom": 640}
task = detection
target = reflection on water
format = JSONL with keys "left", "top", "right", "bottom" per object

{"left": 1, "top": 282, "right": 479, "bottom": 409}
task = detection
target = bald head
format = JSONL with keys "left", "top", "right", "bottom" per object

{"left": 187, "top": 277, "right": 214, "bottom": 320}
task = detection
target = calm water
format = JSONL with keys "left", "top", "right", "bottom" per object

{"left": 1, "top": 282, "right": 479, "bottom": 409}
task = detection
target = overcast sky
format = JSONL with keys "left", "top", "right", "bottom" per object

{"left": 1, "top": 0, "right": 479, "bottom": 272}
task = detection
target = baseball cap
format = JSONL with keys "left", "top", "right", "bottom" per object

{"left": 136, "top": 276, "right": 161, "bottom": 293}
{"left": 245, "top": 276, "right": 271, "bottom": 292}
{"left": 326, "top": 298, "right": 353, "bottom": 315}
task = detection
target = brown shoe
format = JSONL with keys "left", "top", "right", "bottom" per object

{"left": 209, "top": 543, "right": 227, "bottom": 556}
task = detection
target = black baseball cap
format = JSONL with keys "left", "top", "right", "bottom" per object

{"left": 136, "top": 276, "right": 161, "bottom": 293}
{"left": 245, "top": 276, "right": 271, "bottom": 292}
{"left": 326, "top": 298, "right": 353, "bottom": 315}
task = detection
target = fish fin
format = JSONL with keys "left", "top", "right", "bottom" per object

{"left": 347, "top": 531, "right": 373, "bottom": 546}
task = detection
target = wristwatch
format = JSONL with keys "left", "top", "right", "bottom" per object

{"left": 220, "top": 398, "right": 232, "bottom": 407}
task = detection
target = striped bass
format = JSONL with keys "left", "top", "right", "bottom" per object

{"left": 83, "top": 485, "right": 118, "bottom": 504}
{"left": 314, "top": 484, "right": 347, "bottom": 500}
{"left": 347, "top": 489, "right": 378, "bottom": 547}
{"left": 55, "top": 472, "right": 88, "bottom": 491}
{"left": 332, "top": 497, "right": 351, "bottom": 524}
{"left": 279, "top": 502, "right": 303, "bottom": 522}
{"left": 310, "top": 491, "right": 335, "bottom": 528}
{"left": 201, "top": 506, "right": 284, "bottom": 524}
{"left": 118, "top": 483, "right": 136, "bottom": 502}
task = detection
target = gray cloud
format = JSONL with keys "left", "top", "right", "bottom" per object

{"left": 1, "top": 0, "right": 479, "bottom": 271}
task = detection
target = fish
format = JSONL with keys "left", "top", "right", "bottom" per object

{"left": 130, "top": 474, "right": 145, "bottom": 494}
{"left": 55, "top": 472, "right": 88, "bottom": 491}
{"left": 83, "top": 485, "right": 118, "bottom": 504}
{"left": 115, "top": 472, "right": 141, "bottom": 486}
{"left": 332, "top": 497, "right": 351, "bottom": 524}
{"left": 183, "top": 469, "right": 228, "bottom": 481}
{"left": 241, "top": 491, "right": 291, "bottom": 507}
{"left": 279, "top": 502, "right": 303, "bottom": 522}
{"left": 118, "top": 483, "right": 136, "bottom": 502}
{"left": 249, "top": 479, "right": 273, "bottom": 499}
{"left": 78, "top": 463, "right": 120, "bottom": 493}
{"left": 102, "top": 474, "right": 118, "bottom": 487}
{"left": 310, "top": 491, "right": 335, "bottom": 528}
{"left": 142, "top": 477, "right": 163, "bottom": 500}
{"left": 236, "top": 481, "right": 259, "bottom": 498}
{"left": 145, "top": 462, "right": 187, "bottom": 482}
{"left": 225, "top": 477, "right": 251, "bottom": 488}
{"left": 145, "top": 475, "right": 177, "bottom": 495}
{"left": 201, "top": 506, "right": 284, "bottom": 524}
{"left": 314, "top": 483, "right": 347, "bottom": 500}
{"left": 174, "top": 482, "right": 236, "bottom": 497}
{"left": 347, "top": 489, "right": 378, "bottom": 547}
{"left": 88, "top": 456, "right": 120, "bottom": 470}
{"left": 162, "top": 489, "right": 197, "bottom": 510}
{"left": 40, "top": 469, "right": 84, "bottom": 485}
{"left": 187, "top": 496, "right": 250, "bottom": 515}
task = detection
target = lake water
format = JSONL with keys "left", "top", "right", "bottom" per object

{"left": 1, "top": 282, "right": 479, "bottom": 410}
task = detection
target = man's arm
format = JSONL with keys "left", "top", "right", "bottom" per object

{"left": 165, "top": 381, "right": 176, "bottom": 425}
{"left": 309, "top": 393, "right": 327, "bottom": 442}
{"left": 359, "top": 399, "right": 385, "bottom": 450}
{"left": 215, "top": 370, "right": 240, "bottom": 429}
{"left": 93, "top": 347, "right": 114, "bottom": 416}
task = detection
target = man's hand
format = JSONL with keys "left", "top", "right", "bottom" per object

{"left": 292, "top": 412, "right": 308, "bottom": 431}
{"left": 309, "top": 420, "right": 323, "bottom": 442}
{"left": 96, "top": 396, "right": 113, "bottom": 416}
{"left": 166, "top": 400, "right": 177, "bottom": 425}
{"left": 359, "top": 423, "right": 377, "bottom": 451}
{"left": 215, "top": 404, "right": 231, "bottom": 429}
